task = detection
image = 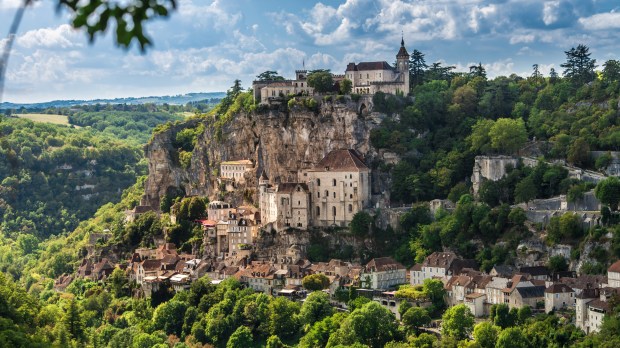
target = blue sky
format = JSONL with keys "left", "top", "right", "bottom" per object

{"left": 1, "top": 0, "right": 620, "bottom": 103}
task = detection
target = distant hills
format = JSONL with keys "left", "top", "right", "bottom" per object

{"left": 0, "top": 92, "right": 226, "bottom": 109}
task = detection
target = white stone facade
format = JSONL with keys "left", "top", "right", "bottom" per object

{"left": 300, "top": 149, "right": 371, "bottom": 227}
{"left": 220, "top": 160, "right": 253, "bottom": 183}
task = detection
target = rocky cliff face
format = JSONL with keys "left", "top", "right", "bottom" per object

{"left": 143, "top": 99, "right": 387, "bottom": 209}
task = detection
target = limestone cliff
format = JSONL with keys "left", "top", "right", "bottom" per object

{"left": 143, "top": 99, "right": 388, "bottom": 210}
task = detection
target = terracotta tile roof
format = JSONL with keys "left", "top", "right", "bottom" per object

{"left": 410, "top": 264, "right": 422, "bottom": 271}
{"left": 608, "top": 260, "right": 620, "bottom": 273}
{"left": 312, "top": 149, "right": 369, "bottom": 172}
{"left": 545, "top": 283, "right": 574, "bottom": 294}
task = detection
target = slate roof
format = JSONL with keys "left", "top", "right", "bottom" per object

{"left": 519, "top": 266, "right": 550, "bottom": 277}
{"left": 515, "top": 285, "right": 545, "bottom": 299}
{"left": 365, "top": 257, "right": 405, "bottom": 272}
{"left": 345, "top": 61, "right": 394, "bottom": 71}
{"left": 397, "top": 38, "right": 409, "bottom": 58}
{"left": 423, "top": 252, "right": 458, "bottom": 268}
{"left": 491, "top": 264, "right": 516, "bottom": 277}
{"left": 312, "top": 149, "right": 369, "bottom": 172}
{"left": 545, "top": 283, "right": 574, "bottom": 294}
{"left": 588, "top": 299, "right": 610, "bottom": 312}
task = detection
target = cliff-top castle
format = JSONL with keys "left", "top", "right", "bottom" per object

{"left": 252, "top": 39, "right": 411, "bottom": 104}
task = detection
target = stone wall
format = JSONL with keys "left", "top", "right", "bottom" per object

{"left": 471, "top": 156, "right": 519, "bottom": 195}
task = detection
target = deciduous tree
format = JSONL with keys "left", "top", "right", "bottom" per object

{"left": 441, "top": 304, "right": 474, "bottom": 340}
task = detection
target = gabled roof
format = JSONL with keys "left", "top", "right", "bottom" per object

{"left": 545, "top": 283, "right": 574, "bottom": 294}
{"left": 519, "top": 266, "right": 550, "bottom": 277}
{"left": 141, "top": 259, "right": 162, "bottom": 272}
{"left": 423, "top": 252, "right": 457, "bottom": 268}
{"left": 609, "top": 260, "right": 620, "bottom": 273}
{"left": 588, "top": 299, "right": 610, "bottom": 312}
{"left": 365, "top": 257, "right": 406, "bottom": 272}
{"left": 515, "top": 285, "right": 545, "bottom": 299}
{"left": 312, "top": 149, "right": 369, "bottom": 172}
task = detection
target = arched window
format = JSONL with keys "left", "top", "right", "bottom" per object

{"left": 332, "top": 179, "right": 336, "bottom": 186}
{"left": 333, "top": 192, "right": 336, "bottom": 198}
{"left": 316, "top": 206, "right": 320, "bottom": 217}
{"left": 348, "top": 204, "right": 353, "bottom": 213}
{"left": 332, "top": 206, "right": 337, "bottom": 217}
{"left": 317, "top": 179, "right": 321, "bottom": 186}
{"left": 317, "top": 192, "right": 320, "bottom": 198}
{"left": 325, "top": 190, "right": 328, "bottom": 197}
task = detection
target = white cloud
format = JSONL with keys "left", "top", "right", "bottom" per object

{"left": 579, "top": 12, "right": 620, "bottom": 30}
{"left": 16, "top": 24, "right": 79, "bottom": 49}
{"left": 0, "top": 0, "right": 22, "bottom": 10}
{"left": 178, "top": 0, "right": 241, "bottom": 30}
{"left": 7, "top": 50, "right": 96, "bottom": 84}
{"left": 510, "top": 34, "right": 536, "bottom": 44}
{"left": 543, "top": 1, "right": 560, "bottom": 26}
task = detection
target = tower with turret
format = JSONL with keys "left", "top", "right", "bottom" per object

{"left": 396, "top": 37, "right": 410, "bottom": 93}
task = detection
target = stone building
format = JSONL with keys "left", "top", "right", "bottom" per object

{"left": 345, "top": 38, "right": 410, "bottom": 95}
{"left": 259, "top": 172, "right": 311, "bottom": 231}
{"left": 300, "top": 149, "right": 371, "bottom": 227}
{"left": 227, "top": 214, "right": 258, "bottom": 256}
{"left": 608, "top": 260, "right": 620, "bottom": 287}
{"left": 544, "top": 283, "right": 575, "bottom": 313}
{"left": 253, "top": 70, "right": 315, "bottom": 104}
{"left": 208, "top": 201, "right": 235, "bottom": 222}
{"left": 252, "top": 39, "right": 410, "bottom": 104}
{"left": 220, "top": 160, "right": 253, "bottom": 183}
{"left": 360, "top": 257, "right": 407, "bottom": 290}
{"left": 275, "top": 183, "right": 310, "bottom": 230}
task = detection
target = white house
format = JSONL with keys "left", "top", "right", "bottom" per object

{"left": 361, "top": 257, "right": 406, "bottom": 290}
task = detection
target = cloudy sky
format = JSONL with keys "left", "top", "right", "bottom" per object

{"left": 1, "top": 0, "right": 620, "bottom": 103}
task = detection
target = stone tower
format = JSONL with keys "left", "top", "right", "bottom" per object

{"left": 396, "top": 37, "right": 410, "bottom": 94}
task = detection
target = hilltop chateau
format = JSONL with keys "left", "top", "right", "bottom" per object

{"left": 252, "top": 39, "right": 411, "bottom": 104}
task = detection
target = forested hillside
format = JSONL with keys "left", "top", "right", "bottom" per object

{"left": 0, "top": 117, "right": 144, "bottom": 238}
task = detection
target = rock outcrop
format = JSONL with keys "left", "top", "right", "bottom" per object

{"left": 143, "top": 100, "right": 387, "bottom": 210}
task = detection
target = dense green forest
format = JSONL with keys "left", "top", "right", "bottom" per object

{"left": 0, "top": 117, "right": 144, "bottom": 239}
{"left": 2, "top": 45, "right": 620, "bottom": 347}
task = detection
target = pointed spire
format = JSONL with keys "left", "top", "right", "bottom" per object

{"left": 401, "top": 31, "right": 404, "bottom": 47}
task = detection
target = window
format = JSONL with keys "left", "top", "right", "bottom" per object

{"left": 301, "top": 83, "right": 304, "bottom": 87}
{"left": 332, "top": 206, "right": 336, "bottom": 216}
{"left": 325, "top": 190, "right": 328, "bottom": 197}
{"left": 317, "top": 192, "right": 320, "bottom": 198}
{"left": 317, "top": 179, "right": 321, "bottom": 186}
{"left": 333, "top": 192, "right": 336, "bottom": 198}
{"left": 316, "top": 206, "right": 320, "bottom": 216}
{"left": 348, "top": 204, "right": 353, "bottom": 212}
{"left": 366, "top": 74, "right": 369, "bottom": 78}
{"left": 332, "top": 179, "right": 336, "bottom": 186}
